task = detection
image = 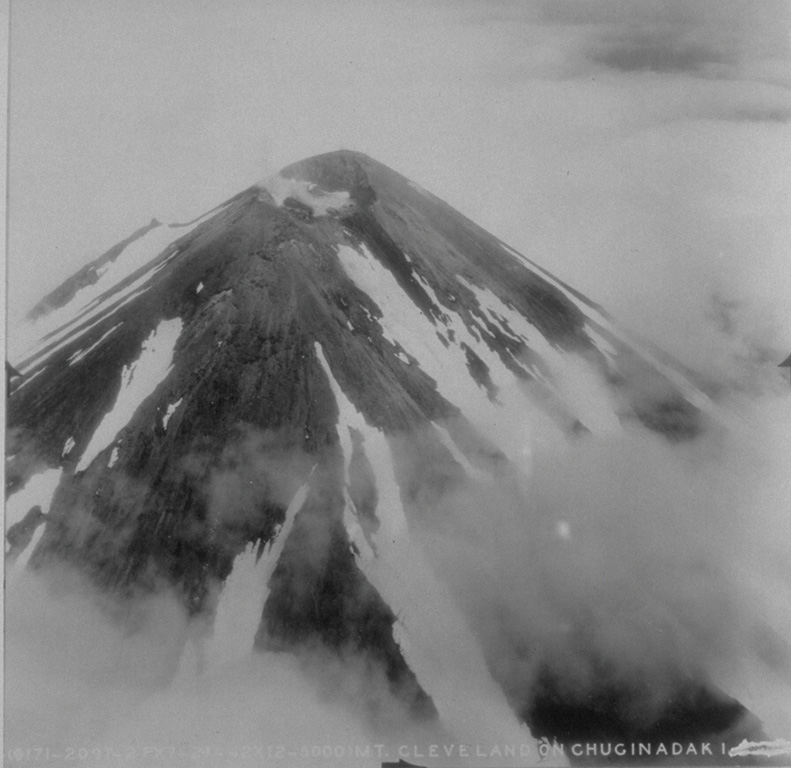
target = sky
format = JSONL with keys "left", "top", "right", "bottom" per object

{"left": 6, "top": 0, "right": 791, "bottom": 376}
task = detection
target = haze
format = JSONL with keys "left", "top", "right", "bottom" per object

{"left": 7, "top": 0, "right": 791, "bottom": 380}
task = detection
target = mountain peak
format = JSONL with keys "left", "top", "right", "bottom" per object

{"left": 6, "top": 152, "right": 745, "bottom": 758}
{"left": 277, "top": 149, "right": 383, "bottom": 208}
{"left": 282, "top": 148, "right": 380, "bottom": 176}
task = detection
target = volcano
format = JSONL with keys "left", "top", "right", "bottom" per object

{"left": 5, "top": 150, "right": 768, "bottom": 763}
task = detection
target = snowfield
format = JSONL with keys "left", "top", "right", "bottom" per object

{"left": 314, "top": 342, "right": 543, "bottom": 758}
{"left": 76, "top": 318, "right": 183, "bottom": 472}
{"left": 337, "top": 241, "right": 623, "bottom": 453}
{"left": 4, "top": 468, "right": 63, "bottom": 579}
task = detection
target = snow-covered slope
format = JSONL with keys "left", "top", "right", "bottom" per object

{"left": 6, "top": 150, "right": 758, "bottom": 761}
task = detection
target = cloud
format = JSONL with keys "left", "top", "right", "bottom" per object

{"left": 465, "top": 1, "right": 790, "bottom": 87}
{"left": 728, "top": 105, "right": 791, "bottom": 124}
{"left": 420, "top": 383, "right": 791, "bottom": 738}
{"left": 428, "top": 5, "right": 791, "bottom": 381}
{"left": 588, "top": 32, "right": 732, "bottom": 75}
{"left": 4, "top": 537, "right": 446, "bottom": 767}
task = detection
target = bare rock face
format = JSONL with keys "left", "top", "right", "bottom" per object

{"left": 8, "top": 150, "right": 752, "bottom": 749}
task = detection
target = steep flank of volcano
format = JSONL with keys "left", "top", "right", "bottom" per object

{"left": 283, "top": 150, "right": 591, "bottom": 345}
{"left": 6, "top": 150, "right": 733, "bottom": 742}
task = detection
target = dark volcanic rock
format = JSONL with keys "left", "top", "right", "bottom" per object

{"left": 525, "top": 670, "right": 763, "bottom": 765}
{"left": 256, "top": 446, "right": 436, "bottom": 720}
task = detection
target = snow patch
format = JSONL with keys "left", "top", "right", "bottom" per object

{"left": 201, "top": 480, "right": 311, "bottom": 673}
{"left": 258, "top": 175, "right": 351, "bottom": 216}
{"left": 162, "top": 397, "right": 183, "bottom": 430}
{"left": 61, "top": 437, "right": 76, "bottom": 458}
{"left": 459, "top": 276, "right": 622, "bottom": 435}
{"left": 337, "top": 243, "right": 479, "bottom": 405}
{"left": 314, "top": 342, "right": 383, "bottom": 557}
{"left": 108, "top": 447, "right": 119, "bottom": 468}
{"left": 432, "top": 423, "right": 489, "bottom": 482}
{"left": 195, "top": 282, "right": 204, "bottom": 294}
{"left": 337, "top": 242, "right": 554, "bottom": 457}
{"left": 411, "top": 271, "right": 449, "bottom": 323}
{"left": 76, "top": 318, "right": 183, "bottom": 472}
{"left": 5, "top": 469, "right": 62, "bottom": 531}
{"left": 456, "top": 276, "right": 557, "bottom": 370}
{"left": 584, "top": 322, "right": 619, "bottom": 358}
{"left": 5, "top": 468, "right": 63, "bottom": 578}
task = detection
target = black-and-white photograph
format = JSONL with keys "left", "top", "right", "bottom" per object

{"left": 5, "top": 2, "right": 791, "bottom": 766}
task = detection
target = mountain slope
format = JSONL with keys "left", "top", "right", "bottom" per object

{"left": 7, "top": 150, "right": 760, "bottom": 759}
